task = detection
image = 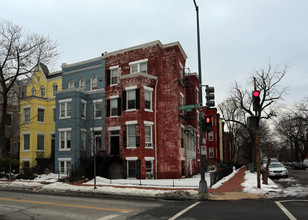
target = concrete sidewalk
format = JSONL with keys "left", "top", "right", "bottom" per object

{"left": 208, "top": 167, "right": 262, "bottom": 200}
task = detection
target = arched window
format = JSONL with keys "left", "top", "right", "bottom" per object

{"left": 52, "top": 84, "right": 58, "bottom": 97}
{"left": 79, "top": 78, "right": 86, "bottom": 90}
{"left": 68, "top": 80, "right": 74, "bottom": 89}
{"left": 32, "top": 88, "right": 36, "bottom": 96}
{"left": 41, "top": 87, "right": 45, "bottom": 98}
{"left": 91, "top": 75, "right": 97, "bottom": 90}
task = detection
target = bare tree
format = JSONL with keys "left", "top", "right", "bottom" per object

{"left": 0, "top": 19, "right": 58, "bottom": 157}
{"left": 219, "top": 64, "right": 288, "bottom": 162}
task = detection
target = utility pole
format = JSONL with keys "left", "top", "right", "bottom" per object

{"left": 193, "top": 0, "right": 208, "bottom": 194}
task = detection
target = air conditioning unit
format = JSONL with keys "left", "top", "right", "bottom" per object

{"left": 145, "top": 143, "right": 152, "bottom": 147}
{"left": 146, "top": 173, "right": 153, "bottom": 179}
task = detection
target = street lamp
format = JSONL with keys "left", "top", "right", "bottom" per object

{"left": 193, "top": 0, "right": 208, "bottom": 194}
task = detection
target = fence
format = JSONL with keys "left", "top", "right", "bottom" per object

{"left": 210, "top": 166, "right": 233, "bottom": 187}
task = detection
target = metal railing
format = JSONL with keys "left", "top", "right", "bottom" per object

{"left": 210, "top": 166, "right": 233, "bottom": 187}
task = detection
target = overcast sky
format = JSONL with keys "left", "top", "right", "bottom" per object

{"left": 1, "top": 0, "right": 307, "bottom": 106}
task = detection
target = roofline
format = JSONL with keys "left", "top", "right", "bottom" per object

{"left": 62, "top": 40, "right": 188, "bottom": 69}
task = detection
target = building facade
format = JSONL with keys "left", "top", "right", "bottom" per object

{"left": 19, "top": 64, "right": 61, "bottom": 172}
{"left": 103, "top": 41, "right": 200, "bottom": 179}
{"left": 55, "top": 58, "right": 105, "bottom": 176}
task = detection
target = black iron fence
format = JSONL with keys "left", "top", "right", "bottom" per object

{"left": 210, "top": 166, "right": 233, "bottom": 187}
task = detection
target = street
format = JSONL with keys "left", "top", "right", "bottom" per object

{"left": 0, "top": 190, "right": 307, "bottom": 220}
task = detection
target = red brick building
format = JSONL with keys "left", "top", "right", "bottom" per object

{"left": 103, "top": 41, "right": 200, "bottom": 179}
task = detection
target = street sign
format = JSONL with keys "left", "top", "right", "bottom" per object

{"left": 201, "top": 145, "right": 207, "bottom": 156}
{"left": 179, "top": 104, "right": 199, "bottom": 112}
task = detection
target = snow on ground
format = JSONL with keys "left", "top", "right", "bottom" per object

{"left": 0, "top": 169, "right": 306, "bottom": 198}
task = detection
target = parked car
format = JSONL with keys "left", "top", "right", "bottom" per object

{"left": 268, "top": 162, "right": 288, "bottom": 178}
{"left": 292, "top": 162, "right": 306, "bottom": 170}
{"left": 262, "top": 158, "right": 279, "bottom": 168}
{"left": 303, "top": 159, "right": 308, "bottom": 168}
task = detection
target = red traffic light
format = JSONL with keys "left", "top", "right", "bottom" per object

{"left": 253, "top": 90, "right": 260, "bottom": 97}
{"left": 205, "top": 116, "right": 211, "bottom": 123}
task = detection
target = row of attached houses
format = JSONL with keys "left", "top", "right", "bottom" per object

{"left": 18, "top": 40, "right": 231, "bottom": 179}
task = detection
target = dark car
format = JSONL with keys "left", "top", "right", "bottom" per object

{"left": 293, "top": 162, "right": 306, "bottom": 170}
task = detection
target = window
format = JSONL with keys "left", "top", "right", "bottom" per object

{"left": 68, "top": 80, "right": 74, "bottom": 89}
{"left": 208, "top": 131, "right": 214, "bottom": 141}
{"left": 38, "top": 108, "right": 45, "bottom": 122}
{"left": 52, "top": 84, "right": 58, "bottom": 97}
{"left": 127, "top": 124, "right": 136, "bottom": 147}
{"left": 144, "top": 90, "right": 152, "bottom": 110}
{"left": 59, "top": 159, "right": 71, "bottom": 175}
{"left": 129, "top": 59, "right": 148, "bottom": 74}
{"left": 41, "top": 87, "right": 45, "bottom": 98}
{"left": 127, "top": 90, "right": 136, "bottom": 109}
{"left": 128, "top": 160, "right": 137, "bottom": 178}
{"left": 81, "top": 100, "right": 86, "bottom": 119}
{"left": 37, "top": 77, "right": 40, "bottom": 82}
{"left": 110, "top": 68, "right": 118, "bottom": 85}
{"left": 94, "top": 131, "right": 102, "bottom": 152}
{"left": 196, "top": 87, "right": 199, "bottom": 104}
{"left": 59, "top": 99, "right": 71, "bottom": 119}
{"left": 180, "top": 93, "right": 184, "bottom": 115}
{"left": 209, "top": 147, "right": 214, "bottom": 158}
{"left": 145, "top": 125, "right": 152, "bottom": 148}
{"left": 79, "top": 78, "right": 86, "bottom": 90}
{"left": 24, "top": 107, "right": 30, "bottom": 122}
{"left": 37, "top": 134, "right": 45, "bottom": 151}
{"left": 145, "top": 160, "right": 153, "bottom": 179}
{"left": 59, "top": 129, "right": 71, "bottom": 150}
{"left": 53, "top": 108, "right": 56, "bottom": 122}
{"left": 94, "top": 100, "right": 102, "bottom": 119}
{"left": 23, "top": 133, "right": 30, "bottom": 151}
{"left": 81, "top": 129, "right": 86, "bottom": 151}
{"left": 32, "top": 88, "right": 36, "bottom": 96}
{"left": 181, "top": 127, "right": 184, "bottom": 148}
{"left": 91, "top": 75, "right": 97, "bottom": 90}
{"left": 179, "top": 63, "right": 184, "bottom": 82}
{"left": 110, "top": 98, "right": 118, "bottom": 117}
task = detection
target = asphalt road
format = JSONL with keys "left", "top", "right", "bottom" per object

{"left": 1, "top": 191, "right": 307, "bottom": 220}
{"left": 273, "top": 167, "right": 308, "bottom": 188}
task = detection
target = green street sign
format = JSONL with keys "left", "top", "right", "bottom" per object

{"left": 179, "top": 104, "right": 199, "bottom": 111}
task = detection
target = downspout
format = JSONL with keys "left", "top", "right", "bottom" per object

{"left": 155, "top": 78, "right": 158, "bottom": 179}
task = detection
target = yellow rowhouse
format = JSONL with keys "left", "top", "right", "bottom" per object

{"left": 19, "top": 63, "right": 61, "bottom": 172}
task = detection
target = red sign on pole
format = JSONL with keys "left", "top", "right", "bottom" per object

{"left": 201, "top": 145, "right": 207, "bottom": 156}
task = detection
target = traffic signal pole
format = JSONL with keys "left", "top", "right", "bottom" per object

{"left": 254, "top": 78, "right": 261, "bottom": 189}
{"left": 193, "top": 0, "right": 208, "bottom": 194}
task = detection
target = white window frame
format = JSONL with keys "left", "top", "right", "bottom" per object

{"left": 37, "top": 107, "right": 45, "bottom": 123}
{"left": 208, "top": 131, "right": 214, "bottom": 141}
{"left": 209, "top": 147, "right": 214, "bottom": 158}
{"left": 32, "top": 88, "right": 36, "bottom": 96}
{"left": 126, "top": 157, "right": 138, "bottom": 178}
{"left": 91, "top": 75, "right": 98, "bottom": 90}
{"left": 144, "top": 121, "right": 154, "bottom": 149}
{"left": 24, "top": 106, "right": 31, "bottom": 123}
{"left": 81, "top": 129, "right": 87, "bottom": 151}
{"left": 129, "top": 58, "right": 148, "bottom": 74}
{"left": 23, "top": 132, "right": 30, "bottom": 152}
{"left": 145, "top": 157, "right": 154, "bottom": 179}
{"left": 81, "top": 100, "right": 87, "bottom": 119}
{"left": 37, "top": 132, "right": 45, "bottom": 152}
{"left": 59, "top": 128, "right": 71, "bottom": 151}
{"left": 90, "top": 127, "right": 102, "bottom": 156}
{"left": 93, "top": 99, "right": 102, "bottom": 119}
{"left": 59, "top": 99, "right": 72, "bottom": 119}
{"left": 126, "top": 89, "right": 136, "bottom": 111}
{"left": 79, "top": 78, "right": 86, "bottom": 90}
{"left": 58, "top": 158, "right": 71, "bottom": 176}
{"left": 41, "top": 86, "right": 45, "bottom": 98}
{"left": 52, "top": 84, "right": 58, "bottom": 97}
{"left": 110, "top": 98, "right": 118, "bottom": 117}
{"left": 126, "top": 121, "right": 137, "bottom": 149}
{"left": 110, "top": 65, "right": 119, "bottom": 86}
{"left": 68, "top": 80, "right": 74, "bottom": 89}
{"left": 144, "top": 86, "right": 153, "bottom": 112}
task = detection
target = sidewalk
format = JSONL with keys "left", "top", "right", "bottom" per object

{"left": 208, "top": 166, "right": 262, "bottom": 200}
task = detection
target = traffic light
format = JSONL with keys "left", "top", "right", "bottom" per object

{"left": 205, "top": 86, "right": 215, "bottom": 108}
{"left": 252, "top": 90, "right": 261, "bottom": 112}
{"left": 202, "top": 116, "right": 213, "bottom": 132}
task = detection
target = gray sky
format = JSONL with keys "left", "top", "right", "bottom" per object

{"left": 1, "top": 0, "right": 307, "bottom": 106}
